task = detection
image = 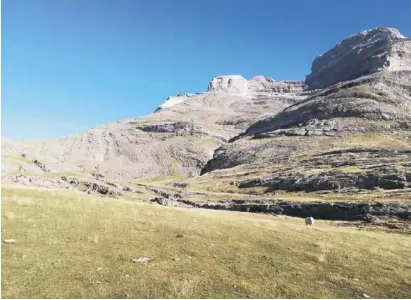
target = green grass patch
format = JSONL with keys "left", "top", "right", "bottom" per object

{"left": 2, "top": 154, "right": 34, "bottom": 165}
{"left": 328, "top": 134, "right": 411, "bottom": 150}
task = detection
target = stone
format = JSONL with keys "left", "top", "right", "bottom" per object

{"left": 176, "top": 234, "right": 184, "bottom": 238}
{"left": 3, "top": 239, "right": 16, "bottom": 243}
{"left": 364, "top": 214, "right": 380, "bottom": 224}
{"left": 33, "top": 159, "right": 50, "bottom": 172}
{"left": 132, "top": 257, "right": 152, "bottom": 263}
{"left": 363, "top": 294, "right": 371, "bottom": 299}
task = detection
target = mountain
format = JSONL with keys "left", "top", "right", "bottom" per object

{"left": 2, "top": 76, "right": 307, "bottom": 181}
{"left": 200, "top": 28, "right": 411, "bottom": 196}
{"left": 2, "top": 27, "right": 411, "bottom": 200}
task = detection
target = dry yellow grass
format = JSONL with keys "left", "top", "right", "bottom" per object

{"left": 2, "top": 187, "right": 411, "bottom": 298}
{"left": 329, "top": 134, "right": 411, "bottom": 150}
{"left": 2, "top": 154, "right": 34, "bottom": 165}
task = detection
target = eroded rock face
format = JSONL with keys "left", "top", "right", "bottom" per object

{"left": 244, "top": 71, "right": 411, "bottom": 137}
{"left": 247, "top": 76, "right": 306, "bottom": 93}
{"left": 207, "top": 75, "right": 248, "bottom": 94}
{"left": 306, "top": 28, "right": 410, "bottom": 89}
{"left": 206, "top": 75, "right": 307, "bottom": 95}
{"left": 238, "top": 167, "right": 410, "bottom": 192}
{"left": 152, "top": 197, "right": 411, "bottom": 221}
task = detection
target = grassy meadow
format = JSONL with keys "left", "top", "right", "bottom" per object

{"left": 1, "top": 186, "right": 411, "bottom": 298}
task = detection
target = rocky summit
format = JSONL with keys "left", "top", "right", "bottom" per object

{"left": 306, "top": 27, "right": 411, "bottom": 89}
{"left": 2, "top": 27, "right": 411, "bottom": 220}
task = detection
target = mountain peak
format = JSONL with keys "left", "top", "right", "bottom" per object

{"left": 347, "top": 27, "right": 405, "bottom": 40}
{"left": 306, "top": 27, "right": 410, "bottom": 89}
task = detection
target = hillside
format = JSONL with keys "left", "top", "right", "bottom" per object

{"left": 2, "top": 76, "right": 307, "bottom": 182}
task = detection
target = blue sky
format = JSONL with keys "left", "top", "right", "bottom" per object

{"left": 2, "top": 0, "right": 411, "bottom": 139}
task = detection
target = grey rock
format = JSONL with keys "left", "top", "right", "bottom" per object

{"left": 122, "top": 186, "right": 132, "bottom": 192}
{"left": 33, "top": 159, "right": 50, "bottom": 172}
{"left": 92, "top": 172, "right": 105, "bottom": 180}
{"left": 207, "top": 75, "right": 307, "bottom": 95}
{"left": 132, "top": 257, "right": 152, "bottom": 263}
{"left": 306, "top": 28, "right": 409, "bottom": 89}
{"left": 364, "top": 214, "right": 380, "bottom": 224}
{"left": 153, "top": 197, "right": 410, "bottom": 221}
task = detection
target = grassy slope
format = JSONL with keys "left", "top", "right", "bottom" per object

{"left": 2, "top": 154, "right": 35, "bottom": 165}
{"left": 2, "top": 187, "right": 411, "bottom": 299}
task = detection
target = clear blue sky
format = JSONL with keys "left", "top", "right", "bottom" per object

{"left": 2, "top": 0, "right": 411, "bottom": 139}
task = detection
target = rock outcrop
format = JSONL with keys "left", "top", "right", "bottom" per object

{"left": 207, "top": 75, "right": 249, "bottom": 94}
{"left": 244, "top": 71, "right": 411, "bottom": 137}
{"left": 151, "top": 197, "right": 411, "bottom": 221}
{"left": 207, "top": 75, "right": 307, "bottom": 95}
{"left": 306, "top": 28, "right": 410, "bottom": 89}
{"left": 238, "top": 165, "right": 411, "bottom": 192}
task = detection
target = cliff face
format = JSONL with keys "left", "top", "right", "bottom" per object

{"left": 306, "top": 28, "right": 411, "bottom": 89}
{"left": 206, "top": 75, "right": 306, "bottom": 95}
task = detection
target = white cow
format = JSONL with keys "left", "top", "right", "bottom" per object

{"left": 305, "top": 217, "right": 315, "bottom": 227}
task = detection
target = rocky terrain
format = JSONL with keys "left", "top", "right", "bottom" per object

{"left": 2, "top": 76, "right": 307, "bottom": 182}
{"left": 2, "top": 27, "right": 411, "bottom": 221}
{"left": 201, "top": 28, "right": 411, "bottom": 200}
